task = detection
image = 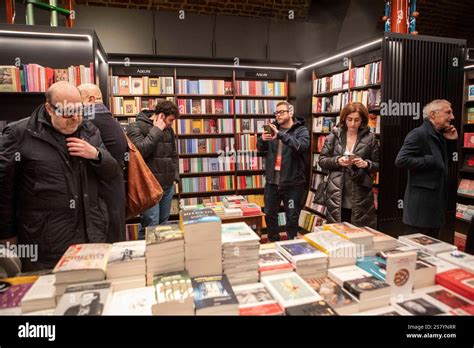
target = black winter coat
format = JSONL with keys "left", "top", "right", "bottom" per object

{"left": 89, "top": 103, "right": 128, "bottom": 243}
{"left": 256, "top": 117, "right": 310, "bottom": 187}
{"left": 395, "top": 120, "right": 457, "bottom": 228}
{"left": 319, "top": 127, "right": 379, "bottom": 228}
{"left": 126, "top": 112, "right": 179, "bottom": 189}
{"left": 0, "top": 105, "right": 118, "bottom": 271}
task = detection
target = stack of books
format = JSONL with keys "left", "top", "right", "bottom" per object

{"left": 221, "top": 222, "right": 260, "bottom": 285}
{"left": 192, "top": 275, "right": 239, "bottom": 315}
{"left": 232, "top": 282, "right": 284, "bottom": 316}
{"left": 106, "top": 240, "right": 146, "bottom": 291}
{"left": 276, "top": 240, "right": 328, "bottom": 279}
{"left": 151, "top": 271, "right": 194, "bottom": 315}
{"left": 258, "top": 248, "right": 294, "bottom": 279}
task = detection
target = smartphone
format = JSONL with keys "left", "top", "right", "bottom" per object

{"left": 347, "top": 154, "right": 356, "bottom": 161}
{"left": 263, "top": 125, "right": 274, "bottom": 134}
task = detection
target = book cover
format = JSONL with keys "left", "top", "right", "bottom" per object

{"left": 396, "top": 297, "right": 445, "bottom": 316}
{"left": 108, "top": 240, "right": 146, "bottom": 264}
{"left": 55, "top": 281, "right": 112, "bottom": 316}
{"left": 53, "top": 244, "right": 111, "bottom": 274}
{"left": 306, "top": 277, "right": 358, "bottom": 312}
{"left": 108, "top": 286, "right": 156, "bottom": 315}
{"left": 464, "top": 133, "right": 474, "bottom": 148}
{"left": 385, "top": 251, "right": 417, "bottom": 297}
{"left": 277, "top": 240, "right": 323, "bottom": 258}
{"left": 285, "top": 300, "right": 337, "bottom": 316}
{"left": 0, "top": 280, "right": 35, "bottom": 310}
{"left": 343, "top": 276, "right": 389, "bottom": 300}
{"left": 261, "top": 272, "right": 322, "bottom": 308}
{"left": 221, "top": 222, "right": 260, "bottom": 245}
{"left": 54, "top": 69, "right": 69, "bottom": 82}
{"left": 180, "top": 208, "right": 220, "bottom": 226}
{"left": 0, "top": 66, "right": 18, "bottom": 92}
{"left": 130, "top": 77, "right": 143, "bottom": 95}
{"left": 123, "top": 99, "right": 136, "bottom": 116}
{"left": 258, "top": 249, "right": 293, "bottom": 273}
{"left": 436, "top": 269, "right": 474, "bottom": 300}
{"left": 437, "top": 250, "right": 474, "bottom": 273}
{"left": 469, "top": 85, "right": 474, "bottom": 101}
{"left": 148, "top": 78, "right": 160, "bottom": 95}
{"left": 191, "top": 275, "right": 238, "bottom": 310}
{"left": 233, "top": 283, "right": 283, "bottom": 316}
{"left": 118, "top": 77, "right": 130, "bottom": 95}
{"left": 425, "top": 289, "right": 471, "bottom": 309}
{"left": 145, "top": 224, "right": 183, "bottom": 245}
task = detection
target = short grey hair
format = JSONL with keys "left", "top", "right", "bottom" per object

{"left": 276, "top": 101, "right": 294, "bottom": 113}
{"left": 423, "top": 99, "right": 451, "bottom": 119}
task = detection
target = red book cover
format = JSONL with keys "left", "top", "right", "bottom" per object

{"left": 425, "top": 289, "right": 471, "bottom": 309}
{"left": 250, "top": 81, "right": 256, "bottom": 96}
{"left": 240, "top": 205, "right": 261, "bottom": 216}
{"left": 239, "top": 303, "right": 284, "bottom": 316}
{"left": 89, "top": 62, "right": 94, "bottom": 83}
{"left": 435, "top": 269, "right": 474, "bottom": 301}
{"left": 75, "top": 66, "right": 81, "bottom": 87}
{"left": 464, "top": 133, "right": 474, "bottom": 148}
{"left": 46, "top": 68, "right": 55, "bottom": 89}
{"left": 15, "top": 68, "right": 21, "bottom": 92}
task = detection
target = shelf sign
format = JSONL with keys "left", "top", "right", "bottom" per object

{"left": 122, "top": 67, "right": 172, "bottom": 76}
{"left": 244, "top": 71, "right": 285, "bottom": 79}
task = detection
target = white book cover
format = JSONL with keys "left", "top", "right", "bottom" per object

{"left": 21, "top": 275, "right": 56, "bottom": 312}
{"left": 221, "top": 222, "right": 260, "bottom": 245}
{"left": 328, "top": 265, "right": 372, "bottom": 286}
{"left": 258, "top": 249, "right": 293, "bottom": 272}
{"left": 385, "top": 251, "right": 417, "bottom": 298}
{"left": 233, "top": 282, "right": 283, "bottom": 315}
{"left": 261, "top": 272, "right": 321, "bottom": 308}
{"left": 399, "top": 234, "right": 453, "bottom": 255}
{"left": 107, "top": 286, "right": 156, "bottom": 315}
{"left": 304, "top": 231, "right": 358, "bottom": 259}
{"left": 53, "top": 244, "right": 112, "bottom": 273}
{"left": 418, "top": 255, "right": 459, "bottom": 274}
{"left": 108, "top": 240, "right": 146, "bottom": 264}
{"left": 437, "top": 250, "right": 474, "bottom": 273}
{"left": 276, "top": 240, "right": 328, "bottom": 264}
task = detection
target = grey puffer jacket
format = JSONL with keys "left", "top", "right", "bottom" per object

{"left": 318, "top": 126, "right": 379, "bottom": 227}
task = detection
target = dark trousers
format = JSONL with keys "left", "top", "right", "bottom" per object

{"left": 264, "top": 183, "right": 306, "bottom": 241}
{"left": 341, "top": 208, "right": 352, "bottom": 223}
{"left": 404, "top": 224, "right": 440, "bottom": 239}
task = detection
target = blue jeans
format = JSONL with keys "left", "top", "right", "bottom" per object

{"left": 139, "top": 185, "right": 175, "bottom": 239}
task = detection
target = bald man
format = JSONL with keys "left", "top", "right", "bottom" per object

{"left": 0, "top": 81, "right": 118, "bottom": 271}
{"left": 79, "top": 83, "right": 127, "bottom": 243}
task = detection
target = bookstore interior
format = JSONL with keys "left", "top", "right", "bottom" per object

{"left": 1, "top": 0, "right": 474, "bottom": 322}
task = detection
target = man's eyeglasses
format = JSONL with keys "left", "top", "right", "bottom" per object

{"left": 48, "top": 102, "right": 85, "bottom": 118}
{"left": 274, "top": 110, "right": 289, "bottom": 116}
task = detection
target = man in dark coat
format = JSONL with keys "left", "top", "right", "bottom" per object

{"left": 257, "top": 101, "right": 309, "bottom": 241}
{"left": 78, "top": 83, "right": 128, "bottom": 243}
{"left": 395, "top": 99, "right": 458, "bottom": 238}
{"left": 0, "top": 81, "right": 118, "bottom": 271}
{"left": 126, "top": 100, "right": 179, "bottom": 238}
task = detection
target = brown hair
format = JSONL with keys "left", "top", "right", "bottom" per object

{"left": 338, "top": 102, "right": 369, "bottom": 130}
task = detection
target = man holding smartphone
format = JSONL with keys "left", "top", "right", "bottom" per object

{"left": 257, "top": 101, "right": 310, "bottom": 242}
{"left": 395, "top": 99, "right": 458, "bottom": 238}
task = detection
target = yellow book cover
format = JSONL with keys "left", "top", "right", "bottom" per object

{"left": 303, "top": 234, "right": 329, "bottom": 254}
{"left": 149, "top": 78, "right": 160, "bottom": 95}
{"left": 267, "top": 82, "right": 274, "bottom": 96}
{"left": 123, "top": 99, "right": 136, "bottom": 116}
{"left": 192, "top": 119, "right": 203, "bottom": 134}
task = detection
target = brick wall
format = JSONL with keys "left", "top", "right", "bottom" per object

{"left": 75, "top": 0, "right": 312, "bottom": 21}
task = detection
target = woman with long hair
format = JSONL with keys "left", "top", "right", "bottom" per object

{"left": 318, "top": 102, "right": 379, "bottom": 227}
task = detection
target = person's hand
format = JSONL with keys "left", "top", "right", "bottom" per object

{"left": 443, "top": 125, "right": 458, "bottom": 140}
{"left": 66, "top": 137, "right": 99, "bottom": 160}
{"left": 153, "top": 114, "right": 167, "bottom": 131}
{"left": 338, "top": 156, "right": 351, "bottom": 167}
{"left": 353, "top": 157, "right": 369, "bottom": 168}
{"left": 262, "top": 131, "right": 277, "bottom": 141}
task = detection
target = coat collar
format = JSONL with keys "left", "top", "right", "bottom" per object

{"left": 423, "top": 119, "right": 444, "bottom": 145}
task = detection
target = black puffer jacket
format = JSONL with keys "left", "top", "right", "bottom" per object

{"left": 256, "top": 117, "right": 310, "bottom": 187}
{"left": 126, "top": 112, "right": 179, "bottom": 189}
{"left": 0, "top": 105, "right": 118, "bottom": 270}
{"left": 319, "top": 127, "right": 379, "bottom": 227}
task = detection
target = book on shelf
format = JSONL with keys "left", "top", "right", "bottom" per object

{"left": 0, "top": 63, "right": 94, "bottom": 92}
{"left": 234, "top": 80, "right": 287, "bottom": 96}
{"left": 299, "top": 209, "right": 325, "bottom": 232}
{"left": 285, "top": 300, "right": 338, "bottom": 316}
{"left": 151, "top": 271, "right": 194, "bottom": 315}
{"left": 235, "top": 99, "right": 284, "bottom": 114}
{"left": 236, "top": 175, "right": 264, "bottom": 189}
{"left": 177, "top": 137, "right": 234, "bottom": 154}
{"left": 305, "top": 276, "right": 359, "bottom": 315}
{"left": 233, "top": 282, "right": 284, "bottom": 316}
{"left": 467, "top": 107, "right": 474, "bottom": 123}
{"left": 261, "top": 272, "right": 322, "bottom": 309}
{"left": 463, "top": 154, "right": 474, "bottom": 171}
{"left": 368, "top": 114, "right": 381, "bottom": 133}
{"left": 312, "top": 116, "right": 337, "bottom": 133}
{"left": 181, "top": 176, "right": 234, "bottom": 193}
{"left": 312, "top": 93, "right": 348, "bottom": 113}
{"left": 464, "top": 132, "right": 474, "bottom": 147}
{"left": 367, "top": 88, "right": 382, "bottom": 109}
{"left": 177, "top": 118, "right": 234, "bottom": 134}
{"left": 349, "top": 61, "right": 382, "bottom": 88}
{"left": 399, "top": 233, "right": 454, "bottom": 256}
{"left": 176, "top": 79, "right": 232, "bottom": 95}
{"left": 435, "top": 268, "right": 474, "bottom": 301}
{"left": 191, "top": 274, "right": 239, "bottom": 315}
{"left": 236, "top": 118, "right": 272, "bottom": 133}
{"left": 179, "top": 157, "right": 235, "bottom": 173}
{"left": 177, "top": 98, "right": 234, "bottom": 114}
{"left": 458, "top": 179, "right": 474, "bottom": 196}
{"left": 112, "top": 76, "right": 174, "bottom": 95}
{"left": 52, "top": 244, "right": 111, "bottom": 285}
{"left": 54, "top": 281, "right": 112, "bottom": 316}
{"left": 469, "top": 85, "right": 474, "bottom": 101}
{"left": 313, "top": 71, "right": 349, "bottom": 94}
{"left": 316, "top": 135, "right": 327, "bottom": 152}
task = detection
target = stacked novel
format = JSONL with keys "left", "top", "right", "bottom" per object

{"left": 223, "top": 195, "right": 247, "bottom": 208}
{"left": 107, "top": 287, "right": 157, "bottom": 315}
{"left": 261, "top": 272, "right": 322, "bottom": 309}
{"left": 417, "top": 253, "right": 459, "bottom": 274}
{"left": 436, "top": 269, "right": 474, "bottom": 301}
{"left": 437, "top": 250, "right": 474, "bottom": 273}
{"left": 222, "top": 207, "right": 243, "bottom": 218}
{"left": 151, "top": 271, "right": 194, "bottom": 315}
{"left": 107, "top": 240, "right": 146, "bottom": 291}
{"left": 276, "top": 240, "right": 328, "bottom": 279}
{"left": 192, "top": 275, "right": 239, "bottom": 315}
{"left": 328, "top": 265, "right": 372, "bottom": 286}
{"left": 399, "top": 234, "right": 454, "bottom": 255}
{"left": 233, "top": 282, "right": 284, "bottom": 315}
{"left": 323, "top": 222, "right": 374, "bottom": 255}
{"left": 0, "top": 276, "right": 37, "bottom": 315}
{"left": 258, "top": 248, "right": 294, "bottom": 279}
{"left": 55, "top": 281, "right": 112, "bottom": 316}
{"left": 20, "top": 274, "right": 56, "bottom": 313}
{"left": 181, "top": 208, "right": 222, "bottom": 277}
{"left": 342, "top": 276, "right": 390, "bottom": 311}
{"left": 304, "top": 229, "right": 358, "bottom": 268}
{"left": 239, "top": 203, "right": 262, "bottom": 216}
{"left": 360, "top": 226, "right": 397, "bottom": 252}
{"left": 145, "top": 224, "right": 185, "bottom": 280}
{"left": 221, "top": 222, "right": 260, "bottom": 285}
{"left": 52, "top": 244, "right": 111, "bottom": 298}
{"left": 305, "top": 277, "right": 359, "bottom": 315}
